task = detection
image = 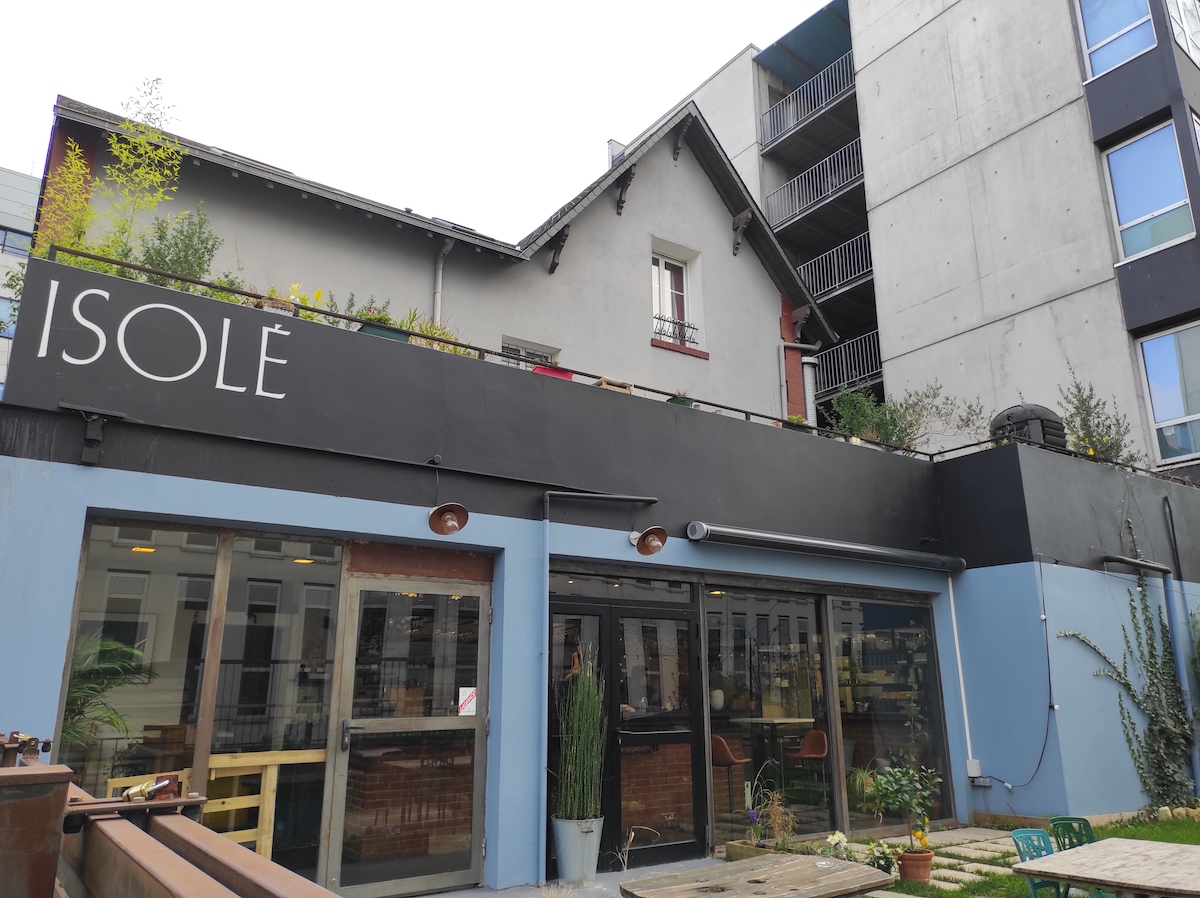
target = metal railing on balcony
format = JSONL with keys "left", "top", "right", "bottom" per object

{"left": 653, "top": 314, "right": 699, "bottom": 345}
{"left": 797, "top": 232, "right": 873, "bottom": 298}
{"left": 814, "top": 329, "right": 881, "bottom": 396}
{"left": 765, "top": 139, "right": 863, "bottom": 227}
{"left": 761, "top": 51, "right": 855, "bottom": 146}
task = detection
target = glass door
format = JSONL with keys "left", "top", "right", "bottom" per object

{"left": 321, "top": 577, "right": 489, "bottom": 897}
{"left": 549, "top": 575, "right": 705, "bottom": 874}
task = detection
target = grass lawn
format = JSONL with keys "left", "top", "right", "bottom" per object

{"left": 1095, "top": 816, "right": 1200, "bottom": 844}
{"left": 888, "top": 873, "right": 1031, "bottom": 898}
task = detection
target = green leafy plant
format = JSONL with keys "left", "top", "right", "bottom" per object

{"left": 555, "top": 645, "right": 606, "bottom": 820}
{"left": 140, "top": 203, "right": 222, "bottom": 289}
{"left": 860, "top": 763, "right": 940, "bottom": 851}
{"left": 864, "top": 840, "right": 902, "bottom": 873}
{"left": 60, "top": 631, "right": 156, "bottom": 749}
{"left": 1058, "top": 367, "right": 1145, "bottom": 466}
{"left": 1059, "top": 550, "right": 1195, "bottom": 807}
{"left": 818, "top": 831, "right": 854, "bottom": 861}
{"left": 356, "top": 305, "right": 397, "bottom": 327}
{"left": 827, "top": 381, "right": 985, "bottom": 451}
{"left": 394, "top": 308, "right": 477, "bottom": 357}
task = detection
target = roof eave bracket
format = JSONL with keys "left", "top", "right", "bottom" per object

{"left": 673, "top": 115, "right": 694, "bottom": 161}
{"left": 616, "top": 165, "right": 637, "bottom": 216}
{"left": 548, "top": 225, "right": 570, "bottom": 274}
{"left": 732, "top": 209, "right": 752, "bottom": 256}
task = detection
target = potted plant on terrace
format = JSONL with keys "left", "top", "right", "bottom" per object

{"left": 861, "top": 763, "right": 941, "bottom": 881}
{"left": 552, "top": 645, "right": 606, "bottom": 884}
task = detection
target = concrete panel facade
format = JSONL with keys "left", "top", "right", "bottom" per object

{"left": 853, "top": 0, "right": 1152, "bottom": 453}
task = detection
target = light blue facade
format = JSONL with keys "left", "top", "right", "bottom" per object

{"left": 0, "top": 453, "right": 978, "bottom": 886}
{"left": 953, "top": 560, "right": 1200, "bottom": 818}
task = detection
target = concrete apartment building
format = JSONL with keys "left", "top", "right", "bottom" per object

{"left": 672, "top": 0, "right": 1200, "bottom": 470}
{"left": 0, "top": 166, "right": 37, "bottom": 392}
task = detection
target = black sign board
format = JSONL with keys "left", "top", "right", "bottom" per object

{"left": 4, "top": 259, "right": 471, "bottom": 463}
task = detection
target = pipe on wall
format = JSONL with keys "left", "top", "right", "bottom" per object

{"left": 1102, "top": 552, "right": 1200, "bottom": 794}
{"left": 433, "top": 238, "right": 455, "bottom": 325}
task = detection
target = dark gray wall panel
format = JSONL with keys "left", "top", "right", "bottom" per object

{"left": 1115, "top": 237, "right": 1200, "bottom": 332}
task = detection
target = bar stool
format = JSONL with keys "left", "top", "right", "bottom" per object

{"left": 710, "top": 734, "right": 752, "bottom": 817}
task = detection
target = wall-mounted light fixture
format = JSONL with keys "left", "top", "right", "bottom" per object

{"left": 629, "top": 526, "right": 668, "bottom": 556}
{"left": 429, "top": 503, "right": 469, "bottom": 535}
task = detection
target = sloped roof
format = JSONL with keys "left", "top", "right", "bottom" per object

{"left": 52, "top": 96, "right": 835, "bottom": 344}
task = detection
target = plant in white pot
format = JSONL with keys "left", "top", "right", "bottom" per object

{"left": 552, "top": 645, "right": 607, "bottom": 884}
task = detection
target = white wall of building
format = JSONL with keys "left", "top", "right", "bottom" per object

{"left": 852, "top": 0, "right": 1149, "bottom": 453}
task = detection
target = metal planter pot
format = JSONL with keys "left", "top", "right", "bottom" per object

{"left": 552, "top": 815, "right": 604, "bottom": 884}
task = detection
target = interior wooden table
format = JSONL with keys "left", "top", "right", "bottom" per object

{"left": 1012, "top": 837, "right": 1200, "bottom": 898}
{"left": 621, "top": 853, "right": 891, "bottom": 898}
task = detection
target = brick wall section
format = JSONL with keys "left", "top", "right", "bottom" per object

{"left": 348, "top": 543, "right": 494, "bottom": 581}
{"left": 619, "top": 742, "right": 693, "bottom": 834}
{"left": 778, "top": 295, "right": 807, "bottom": 420}
{"left": 343, "top": 747, "right": 474, "bottom": 861}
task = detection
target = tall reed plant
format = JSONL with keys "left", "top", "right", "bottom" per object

{"left": 555, "top": 646, "right": 606, "bottom": 820}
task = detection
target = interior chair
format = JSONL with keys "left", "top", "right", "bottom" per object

{"left": 710, "top": 734, "right": 752, "bottom": 819}
{"left": 1011, "top": 828, "right": 1066, "bottom": 898}
{"left": 784, "top": 729, "right": 828, "bottom": 804}
{"left": 1048, "top": 817, "right": 1113, "bottom": 898}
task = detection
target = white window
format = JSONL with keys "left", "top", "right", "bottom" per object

{"left": 499, "top": 337, "right": 559, "bottom": 370}
{"left": 1104, "top": 122, "right": 1195, "bottom": 260}
{"left": 1169, "top": 0, "right": 1200, "bottom": 67}
{"left": 652, "top": 254, "right": 695, "bottom": 346}
{"left": 1139, "top": 321, "right": 1200, "bottom": 463}
{"left": 1077, "top": 0, "right": 1156, "bottom": 78}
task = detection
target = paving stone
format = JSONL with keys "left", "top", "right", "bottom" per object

{"left": 961, "top": 863, "right": 1014, "bottom": 876}
{"left": 922, "top": 879, "right": 962, "bottom": 891}
{"left": 931, "top": 869, "right": 984, "bottom": 883}
{"left": 937, "top": 845, "right": 1006, "bottom": 860}
{"left": 922, "top": 828, "right": 1013, "bottom": 846}
{"left": 866, "top": 891, "right": 898, "bottom": 898}
{"left": 931, "top": 856, "right": 961, "bottom": 868}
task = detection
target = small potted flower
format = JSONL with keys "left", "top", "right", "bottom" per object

{"left": 860, "top": 763, "right": 941, "bottom": 881}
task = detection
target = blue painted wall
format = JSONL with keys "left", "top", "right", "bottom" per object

{"left": 952, "top": 560, "right": 1200, "bottom": 817}
{"left": 0, "top": 454, "right": 974, "bottom": 886}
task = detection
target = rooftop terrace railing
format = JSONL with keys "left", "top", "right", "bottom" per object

{"left": 764, "top": 138, "right": 863, "bottom": 228}
{"left": 797, "top": 232, "right": 872, "bottom": 298}
{"left": 761, "top": 51, "right": 855, "bottom": 146}
{"left": 814, "top": 329, "right": 881, "bottom": 397}
{"left": 35, "top": 246, "right": 935, "bottom": 457}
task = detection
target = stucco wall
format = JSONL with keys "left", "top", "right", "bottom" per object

{"left": 81, "top": 133, "right": 791, "bottom": 416}
{"left": 953, "top": 559, "right": 1199, "bottom": 817}
{"left": 851, "top": 0, "right": 1150, "bottom": 455}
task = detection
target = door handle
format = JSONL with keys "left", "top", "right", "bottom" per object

{"left": 341, "top": 719, "right": 365, "bottom": 751}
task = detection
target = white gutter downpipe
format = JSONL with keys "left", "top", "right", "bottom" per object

{"left": 800, "top": 348, "right": 819, "bottom": 425}
{"left": 946, "top": 573, "right": 975, "bottom": 768}
{"left": 777, "top": 343, "right": 789, "bottom": 419}
{"left": 433, "top": 238, "right": 455, "bottom": 325}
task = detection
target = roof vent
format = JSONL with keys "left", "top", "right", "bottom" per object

{"left": 990, "top": 404, "right": 1068, "bottom": 449}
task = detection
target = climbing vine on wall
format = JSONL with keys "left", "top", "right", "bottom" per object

{"left": 1058, "top": 550, "right": 1195, "bottom": 807}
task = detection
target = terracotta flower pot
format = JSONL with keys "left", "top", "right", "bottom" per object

{"left": 898, "top": 848, "right": 934, "bottom": 881}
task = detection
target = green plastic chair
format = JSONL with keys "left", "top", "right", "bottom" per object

{"left": 1011, "top": 829, "right": 1066, "bottom": 898}
{"left": 1049, "top": 815, "right": 1096, "bottom": 851}
{"left": 1048, "top": 817, "right": 1114, "bottom": 898}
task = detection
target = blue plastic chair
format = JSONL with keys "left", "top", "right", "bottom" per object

{"left": 1048, "top": 817, "right": 1114, "bottom": 898}
{"left": 1011, "top": 828, "right": 1065, "bottom": 898}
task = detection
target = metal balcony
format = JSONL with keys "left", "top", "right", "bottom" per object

{"left": 814, "top": 329, "right": 881, "bottom": 397}
{"left": 797, "top": 233, "right": 872, "bottom": 298}
{"left": 761, "top": 51, "right": 855, "bottom": 147}
{"left": 764, "top": 139, "right": 863, "bottom": 229}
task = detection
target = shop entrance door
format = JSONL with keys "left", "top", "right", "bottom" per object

{"left": 321, "top": 577, "right": 489, "bottom": 897}
{"left": 550, "top": 598, "right": 706, "bottom": 872}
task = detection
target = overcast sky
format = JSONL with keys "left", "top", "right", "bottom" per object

{"left": 2, "top": 0, "right": 826, "bottom": 242}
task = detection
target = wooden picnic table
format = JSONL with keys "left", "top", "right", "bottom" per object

{"left": 621, "top": 853, "right": 891, "bottom": 898}
{"left": 1012, "top": 837, "right": 1200, "bottom": 898}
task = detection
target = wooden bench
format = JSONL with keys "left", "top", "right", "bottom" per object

{"left": 622, "top": 853, "right": 892, "bottom": 898}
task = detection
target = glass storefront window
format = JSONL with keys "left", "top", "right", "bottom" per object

{"left": 705, "top": 587, "right": 830, "bottom": 841}
{"left": 831, "top": 600, "right": 949, "bottom": 827}
{"left": 549, "top": 572, "right": 692, "bottom": 603}
{"left": 60, "top": 524, "right": 218, "bottom": 796}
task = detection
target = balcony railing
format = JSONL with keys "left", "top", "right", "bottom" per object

{"left": 761, "top": 51, "right": 855, "bottom": 146}
{"left": 653, "top": 314, "right": 699, "bottom": 345}
{"left": 797, "top": 233, "right": 872, "bottom": 298}
{"left": 765, "top": 139, "right": 863, "bottom": 227}
{"left": 814, "top": 329, "right": 881, "bottom": 396}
